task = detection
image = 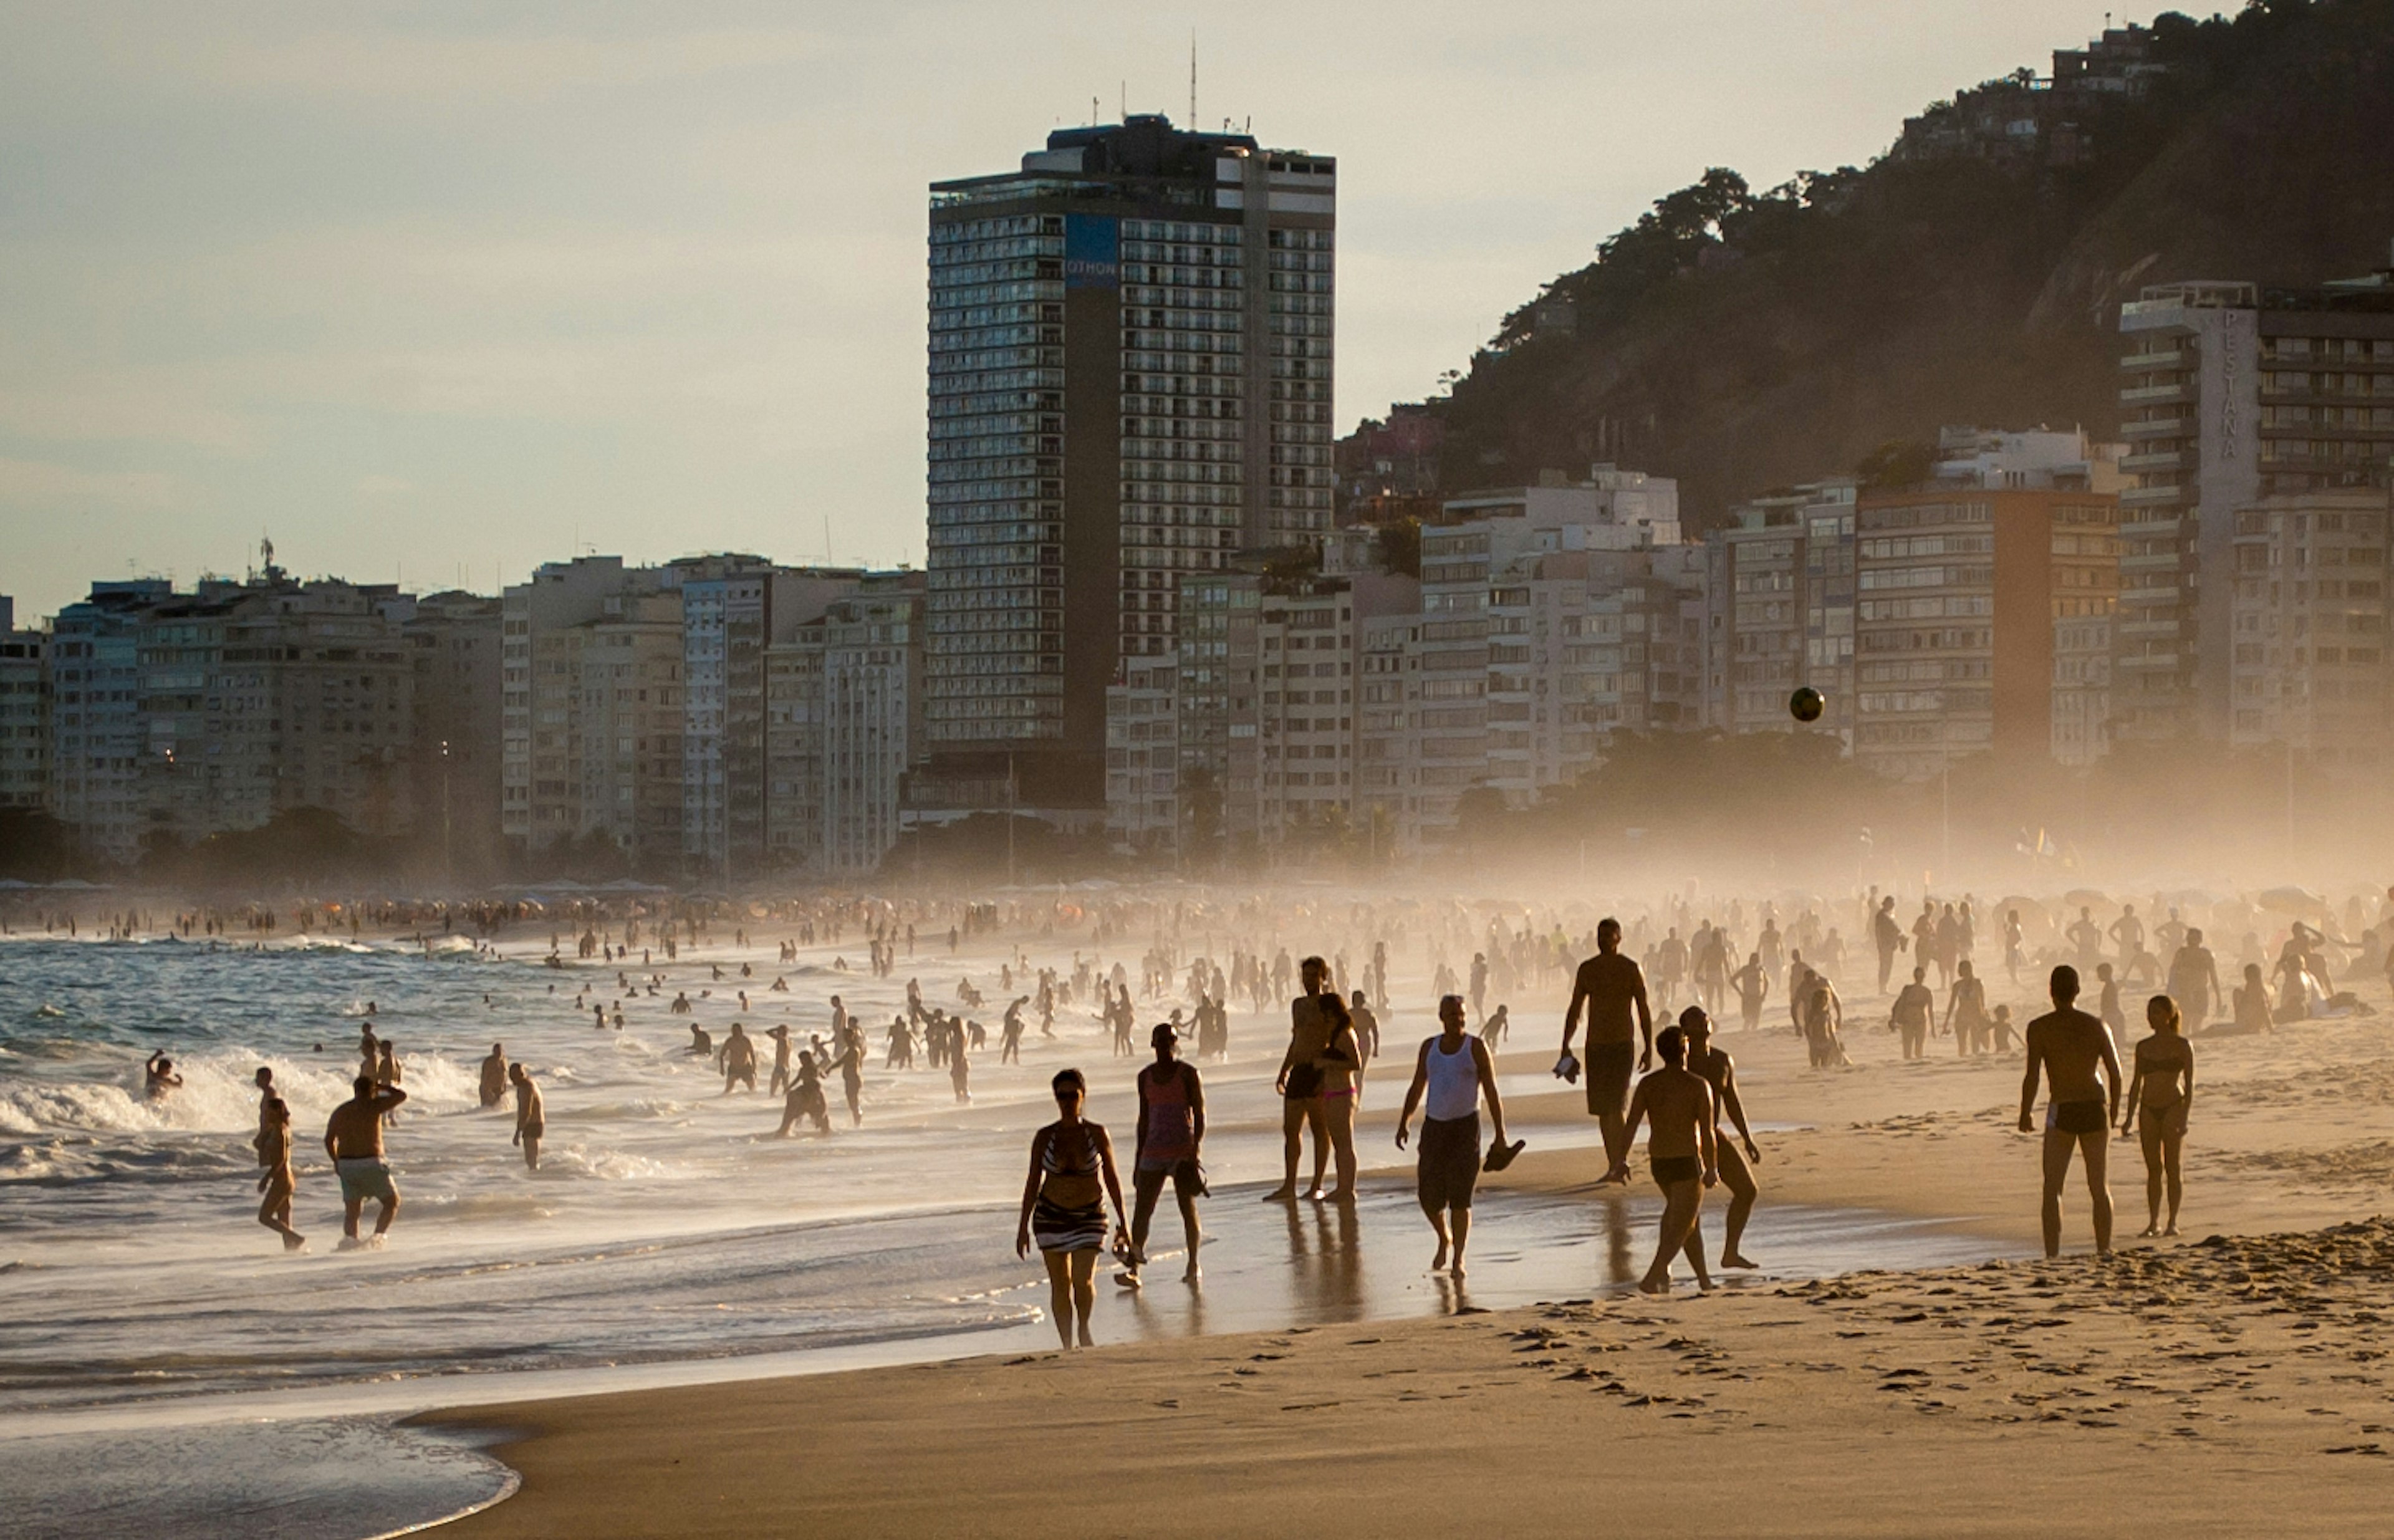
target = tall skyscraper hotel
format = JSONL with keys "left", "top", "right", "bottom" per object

{"left": 914, "top": 115, "right": 1335, "bottom": 825}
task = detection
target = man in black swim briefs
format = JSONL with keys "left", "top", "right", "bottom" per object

{"left": 2017, "top": 965, "right": 2125, "bottom": 1258}
{"left": 1607, "top": 1024, "right": 1716, "bottom": 1295}
{"left": 1562, "top": 917, "right": 1653, "bottom": 1183}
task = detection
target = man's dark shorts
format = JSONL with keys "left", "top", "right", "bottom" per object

{"left": 1134, "top": 1158, "right": 1202, "bottom": 1204}
{"left": 1585, "top": 1041, "right": 1636, "bottom": 1119}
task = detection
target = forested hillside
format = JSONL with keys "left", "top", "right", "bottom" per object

{"left": 1399, "top": 0, "right": 2394, "bottom": 523}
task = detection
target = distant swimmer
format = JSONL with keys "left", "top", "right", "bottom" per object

{"left": 1683, "top": 1007, "right": 1762, "bottom": 1269}
{"left": 688, "top": 1023, "right": 713, "bottom": 1057}
{"left": 252, "top": 1095, "right": 305, "bottom": 1251}
{"left": 2017, "top": 965, "right": 2123, "bottom": 1258}
{"left": 479, "top": 1043, "right": 509, "bottom": 1108}
{"left": 510, "top": 1063, "right": 544, "bottom": 1172}
{"left": 375, "top": 1042, "right": 403, "bottom": 1123}
{"left": 1395, "top": 994, "right": 1511, "bottom": 1279}
{"left": 253, "top": 1066, "right": 277, "bottom": 1130}
{"left": 143, "top": 1051, "right": 183, "bottom": 1102}
{"left": 1118, "top": 1022, "right": 1206, "bottom": 1288}
{"left": 831, "top": 1031, "right": 864, "bottom": 1127}
{"left": 1608, "top": 1023, "right": 1717, "bottom": 1295}
{"left": 719, "top": 1023, "right": 758, "bottom": 1094}
{"left": 767, "top": 1025, "right": 794, "bottom": 1096}
{"left": 1001, "top": 996, "right": 1028, "bottom": 1064}
{"left": 2122, "top": 994, "right": 2194, "bottom": 1238}
{"left": 325, "top": 1074, "right": 408, "bottom": 1249}
{"left": 949, "top": 1026, "right": 972, "bottom": 1104}
{"left": 1560, "top": 917, "right": 1654, "bottom": 1183}
{"left": 774, "top": 1053, "right": 830, "bottom": 1137}
{"left": 1014, "top": 1068, "right": 1128, "bottom": 1350}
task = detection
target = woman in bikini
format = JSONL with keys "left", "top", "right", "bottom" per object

{"left": 1317, "top": 993, "right": 1365, "bottom": 1200}
{"left": 253, "top": 1096, "right": 305, "bottom": 1251}
{"left": 1015, "top": 1068, "right": 1128, "bottom": 1349}
{"left": 2120, "top": 994, "right": 2194, "bottom": 1237}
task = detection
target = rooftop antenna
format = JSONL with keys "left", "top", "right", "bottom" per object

{"left": 1190, "top": 31, "right": 1197, "bottom": 125}
{"left": 1091, "top": 94, "right": 1098, "bottom": 126}
{"left": 1119, "top": 80, "right": 1126, "bottom": 122}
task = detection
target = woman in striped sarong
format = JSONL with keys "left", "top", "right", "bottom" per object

{"left": 1015, "top": 1068, "right": 1128, "bottom": 1349}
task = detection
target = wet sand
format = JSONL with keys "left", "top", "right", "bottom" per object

{"left": 422, "top": 1005, "right": 2394, "bottom": 1537}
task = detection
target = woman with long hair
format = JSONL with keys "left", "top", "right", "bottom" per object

{"left": 2121, "top": 994, "right": 2195, "bottom": 1237}
{"left": 1317, "top": 992, "right": 1365, "bottom": 1200}
{"left": 1015, "top": 1068, "right": 1128, "bottom": 1349}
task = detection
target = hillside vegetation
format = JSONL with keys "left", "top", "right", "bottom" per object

{"left": 1410, "top": 0, "right": 2394, "bottom": 524}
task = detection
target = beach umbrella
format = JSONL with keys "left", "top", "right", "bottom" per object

{"left": 2257, "top": 886, "right": 2326, "bottom": 917}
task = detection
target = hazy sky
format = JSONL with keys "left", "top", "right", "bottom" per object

{"left": 0, "top": 1, "right": 2116, "bottom": 619}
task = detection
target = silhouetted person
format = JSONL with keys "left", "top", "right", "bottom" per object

{"left": 2017, "top": 966, "right": 2122, "bottom": 1258}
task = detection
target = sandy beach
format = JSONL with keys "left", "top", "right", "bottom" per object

{"left": 420, "top": 1002, "right": 2394, "bottom": 1538}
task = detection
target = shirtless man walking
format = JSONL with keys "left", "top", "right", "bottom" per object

{"left": 2017, "top": 965, "right": 2124, "bottom": 1258}
{"left": 324, "top": 1074, "right": 408, "bottom": 1249}
{"left": 1607, "top": 1024, "right": 1717, "bottom": 1294}
{"left": 1561, "top": 918, "right": 1653, "bottom": 1181}
{"left": 509, "top": 1062, "right": 544, "bottom": 1172}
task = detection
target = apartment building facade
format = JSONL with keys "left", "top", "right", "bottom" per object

{"left": 0, "top": 598, "right": 47, "bottom": 813}
{"left": 918, "top": 114, "right": 1335, "bottom": 827}
{"left": 1852, "top": 488, "right": 2120, "bottom": 779}
{"left": 2115, "top": 270, "right": 2394, "bottom": 743}
{"left": 2227, "top": 488, "right": 2391, "bottom": 767}
{"left": 401, "top": 590, "right": 505, "bottom": 878}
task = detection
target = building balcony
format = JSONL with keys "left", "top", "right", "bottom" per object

{"left": 2120, "top": 382, "right": 2193, "bottom": 406}
{"left": 2120, "top": 483, "right": 2190, "bottom": 508}
{"left": 2113, "top": 651, "right": 2182, "bottom": 673}
{"left": 2119, "top": 515, "right": 2188, "bottom": 538}
{"left": 2119, "top": 347, "right": 2186, "bottom": 372}
{"left": 2120, "top": 416, "right": 2189, "bottom": 441}
{"left": 2118, "top": 551, "right": 2184, "bottom": 573}
{"left": 2118, "top": 585, "right": 2190, "bottom": 607}
{"left": 2120, "top": 449, "right": 2186, "bottom": 473}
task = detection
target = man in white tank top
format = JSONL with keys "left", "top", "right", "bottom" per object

{"left": 1396, "top": 996, "right": 1512, "bottom": 1279}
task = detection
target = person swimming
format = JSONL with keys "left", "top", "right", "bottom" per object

{"left": 144, "top": 1051, "right": 183, "bottom": 1102}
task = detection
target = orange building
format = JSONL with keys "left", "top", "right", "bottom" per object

{"left": 1852, "top": 488, "right": 2120, "bottom": 779}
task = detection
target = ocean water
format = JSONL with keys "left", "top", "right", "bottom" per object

{"left": 0, "top": 926, "right": 2014, "bottom": 1536}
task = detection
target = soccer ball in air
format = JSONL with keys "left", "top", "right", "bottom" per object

{"left": 1789, "top": 686, "right": 1825, "bottom": 723}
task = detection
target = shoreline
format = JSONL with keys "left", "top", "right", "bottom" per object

{"left": 411, "top": 1003, "right": 2394, "bottom": 1538}
{"left": 418, "top": 1213, "right": 2394, "bottom": 1539}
